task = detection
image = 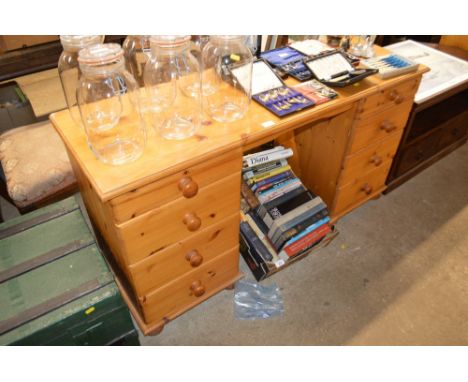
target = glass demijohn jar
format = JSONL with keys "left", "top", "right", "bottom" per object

{"left": 201, "top": 35, "right": 253, "bottom": 123}
{"left": 58, "top": 35, "right": 104, "bottom": 126}
{"left": 143, "top": 35, "right": 201, "bottom": 140}
{"left": 77, "top": 43, "right": 146, "bottom": 165}
{"left": 123, "top": 35, "right": 151, "bottom": 87}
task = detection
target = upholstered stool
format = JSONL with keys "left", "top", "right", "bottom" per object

{"left": 0, "top": 120, "right": 77, "bottom": 214}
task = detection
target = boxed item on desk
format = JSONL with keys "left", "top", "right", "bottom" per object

{"left": 230, "top": 59, "right": 315, "bottom": 117}
{"left": 361, "top": 54, "right": 419, "bottom": 79}
{"left": 293, "top": 79, "right": 338, "bottom": 105}
{"left": 304, "top": 50, "right": 378, "bottom": 87}
{"left": 260, "top": 46, "right": 313, "bottom": 81}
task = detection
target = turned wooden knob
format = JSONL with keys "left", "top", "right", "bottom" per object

{"left": 190, "top": 280, "right": 205, "bottom": 297}
{"left": 380, "top": 120, "right": 396, "bottom": 133}
{"left": 370, "top": 154, "right": 383, "bottom": 166}
{"left": 185, "top": 250, "right": 203, "bottom": 267}
{"left": 361, "top": 183, "right": 373, "bottom": 195}
{"left": 178, "top": 176, "right": 198, "bottom": 198}
{"left": 183, "top": 212, "right": 201, "bottom": 231}
{"left": 388, "top": 89, "right": 404, "bottom": 104}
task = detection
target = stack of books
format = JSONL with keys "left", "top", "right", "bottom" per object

{"left": 239, "top": 146, "right": 332, "bottom": 280}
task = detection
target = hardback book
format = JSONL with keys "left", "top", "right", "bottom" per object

{"left": 254, "top": 172, "right": 296, "bottom": 195}
{"left": 243, "top": 148, "right": 293, "bottom": 169}
{"left": 262, "top": 190, "right": 315, "bottom": 228}
{"left": 272, "top": 204, "right": 329, "bottom": 250}
{"left": 257, "top": 178, "right": 303, "bottom": 204}
{"left": 282, "top": 216, "right": 330, "bottom": 247}
{"left": 242, "top": 159, "right": 288, "bottom": 180}
{"left": 239, "top": 221, "right": 274, "bottom": 262}
{"left": 250, "top": 170, "right": 294, "bottom": 193}
{"left": 257, "top": 185, "right": 306, "bottom": 218}
{"left": 244, "top": 212, "right": 277, "bottom": 260}
{"left": 247, "top": 164, "right": 291, "bottom": 186}
{"left": 278, "top": 223, "right": 331, "bottom": 258}
{"left": 267, "top": 196, "right": 324, "bottom": 241}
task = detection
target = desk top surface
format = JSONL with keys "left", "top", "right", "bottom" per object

{"left": 50, "top": 46, "right": 429, "bottom": 202}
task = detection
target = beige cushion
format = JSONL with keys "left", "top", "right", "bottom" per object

{"left": 0, "top": 121, "right": 76, "bottom": 205}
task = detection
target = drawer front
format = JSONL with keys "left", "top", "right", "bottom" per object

{"left": 139, "top": 247, "right": 239, "bottom": 324}
{"left": 129, "top": 213, "right": 240, "bottom": 296}
{"left": 395, "top": 130, "right": 443, "bottom": 175}
{"left": 358, "top": 78, "right": 419, "bottom": 118}
{"left": 108, "top": 149, "right": 242, "bottom": 224}
{"left": 349, "top": 100, "right": 413, "bottom": 154}
{"left": 115, "top": 172, "right": 241, "bottom": 265}
{"left": 340, "top": 131, "right": 403, "bottom": 188}
{"left": 407, "top": 89, "right": 468, "bottom": 142}
{"left": 334, "top": 161, "right": 392, "bottom": 214}
{"left": 437, "top": 113, "right": 468, "bottom": 150}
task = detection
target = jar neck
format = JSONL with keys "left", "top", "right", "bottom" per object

{"left": 80, "top": 59, "right": 125, "bottom": 77}
{"left": 150, "top": 41, "right": 190, "bottom": 56}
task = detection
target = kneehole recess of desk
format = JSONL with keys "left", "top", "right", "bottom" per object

{"left": 49, "top": 45, "right": 428, "bottom": 335}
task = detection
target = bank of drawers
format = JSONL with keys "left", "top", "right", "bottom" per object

{"left": 333, "top": 78, "right": 420, "bottom": 215}
{"left": 108, "top": 149, "right": 242, "bottom": 325}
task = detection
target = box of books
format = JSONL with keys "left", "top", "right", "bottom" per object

{"left": 239, "top": 145, "right": 338, "bottom": 281}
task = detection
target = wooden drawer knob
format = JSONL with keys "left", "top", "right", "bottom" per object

{"left": 388, "top": 89, "right": 404, "bottom": 104}
{"left": 370, "top": 154, "right": 383, "bottom": 166}
{"left": 380, "top": 120, "right": 396, "bottom": 133}
{"left": 178, "top": 176, "right": 198, "bottom": 198}
{"left": 361, "top": 183, "right": 373, "bottom": 195}
{"left": 185, "top": 250, "right": 203, "bottom": 267}
{"left": 183, "top": 212, "right": 201, "bottom": 231}
{"left": 190, "top": 280, "right": 205, "bottom": 297}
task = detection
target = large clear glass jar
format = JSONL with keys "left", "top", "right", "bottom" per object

{"left": 201, "top": 35, "right": 253, "bottom": 123}
{"left": 58, "top": 35, "right": 104, "bottom": 126}
{"left": 123, "top": 35, "right": 151, "bottom": 87}
{"left": 143, "top": 35, "right": 201, "bottom": 140}
{"left": 77, "top": 43, "right": 146, "bottom": 165}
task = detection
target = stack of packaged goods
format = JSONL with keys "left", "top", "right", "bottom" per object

{"left": 239, "top": 146, "right": 332, "bottom": 280}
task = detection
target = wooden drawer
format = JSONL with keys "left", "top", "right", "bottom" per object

{"left": 334, "top": 161, "right": 392, "bottom": 214}
{"left": 108, "top": 149, "right": 242, "bottom": 224}
{"left": 115, "top": 172, "right": 241, "bottom": 265}
{"left": 358, "top": 78, "right": 420, "bottom": 118}
{"left": 348, "top": 100, "right": 413, "bottom": 154}
{"left": 340, "top": 131, "right": 403, "bottom": 188}
{"left": 395, "top": 130, "right": 443, "bottom": 175}
{"left": 128, "top": 213, "right": 240, "bottom": 296}
{"left": 139, "top": 247, "right": 240, "bottom": 324}
{"left": 437, "top": 113, "right": 468, "bottom": 150}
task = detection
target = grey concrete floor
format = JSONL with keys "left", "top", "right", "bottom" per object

{"left": 1, "top": 143, "right": 467, "bottom": 345}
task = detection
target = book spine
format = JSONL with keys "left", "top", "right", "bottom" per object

{"left": 266, "top": 195, "right": 322, "bottom": 233}
{"left": 254, "top": 173, "right": 295, "bottom": 195}
{"left": 257, "top": 179, "right": 302, "bottom": 204}
{"left": 247, "top": 165, "right": 291, "bottom": 185}
{"left": 240, "top": 221, "right": 273, "bottom": 262}
{"left": 243, "top": 148, "right": 294, "bottom": 169}
{"left": 243, "top": 146, "right": 284, "bottom": 161}
{"left": 266, "top": 191, "right": 314, "bottom": 221}
{"left": 256, "top": 185, "right": 306, "bottom": 219}
{"left": 272, "top": 206, "right": 329, "bottom": 251}
{"left": 243, "top": 159, "right": 288, "bottom": 179}
{"left": 244, "top": 213, "right": 278, "bottom": 262}
{"left": 251, "top": 170, "right": 293, "bottom": 193}
{"left": 257, "top": 177, "right": 299, "bottom": 200}
{"left": 283, "top": 216, "right": 330, "bottom": 247}
{"left": 279, "top": 224, "right": 331, "bottom": 258}
{"left": 270, "top": 198, "right": 326, "bottom": 243}
{"left": 239, "top": 231, "right": 268, "bottom": 282}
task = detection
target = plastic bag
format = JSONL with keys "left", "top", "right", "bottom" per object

{"left": 234, "top": 279, "right": 284, "bottom": 320}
